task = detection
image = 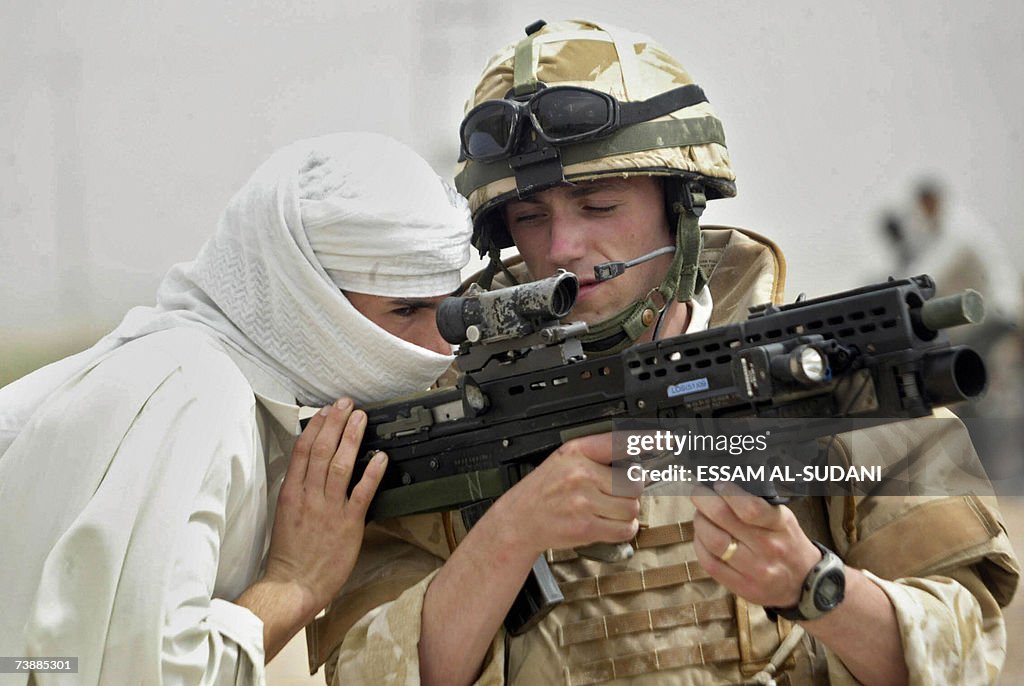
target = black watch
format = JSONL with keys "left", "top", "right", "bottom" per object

{"left": 765, "top": 541, "right": 846, "bottom": 622}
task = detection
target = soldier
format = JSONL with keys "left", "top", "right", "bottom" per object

{"left": 0, "top": 133, "right": 472, "bottom": 684}
{"left": 315, "top": 20, "right": 1019, "bottom": 685}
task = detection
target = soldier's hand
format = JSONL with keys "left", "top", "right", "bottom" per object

{"left": 690, "top": 481, "right": 821, "bottom": 608}
{"left": 263, "top": 397, "right": 387, "bottom": 614}
{"left": 495, "top": 432, "right": 641, "bottom": 556}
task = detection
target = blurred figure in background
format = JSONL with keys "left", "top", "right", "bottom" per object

{"left": 881, "top": 177, "right": 1024, "bottom": 483}
{"left": 901, "top": 178, "right": 1022, "bottom": 328}
{"left": 877, "top": 210, "right": 913, "bottom": 276}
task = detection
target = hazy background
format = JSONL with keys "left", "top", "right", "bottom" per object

{"left": 3, "top": 1, "right": 1022, "bottom": 383}
{"left": 2, "top": 2, "right": 1023, "bottom": 682}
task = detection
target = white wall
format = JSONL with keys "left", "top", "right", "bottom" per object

{"left": 3, "top": 1, "right": 1022, "bottom": 379}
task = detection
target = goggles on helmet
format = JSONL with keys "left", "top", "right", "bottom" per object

{"left": 459, "top": 83, "right": 708, "bottom": 163}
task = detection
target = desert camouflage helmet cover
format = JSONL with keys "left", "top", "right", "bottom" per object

{"left": 454, "top": 18, "right": 737, "bottom": 252}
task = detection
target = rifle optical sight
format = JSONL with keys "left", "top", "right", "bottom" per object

{"left": 437, "top": 270, "right": 579, "bottom": 344}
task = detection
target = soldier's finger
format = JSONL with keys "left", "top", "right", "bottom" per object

{"left": 694, "top": 510, "right": 747, "bottom": 568}
{"left": 689, "top": 483, "right": 718, "bottom": 499}
{"left": 713, "top": 481, "right": 779, "bottom": 529}
{"left": 563, "top": 432, "right": 615, "bottom": 465}
{"left": 589, "top": 516, "right": 640, "bottom": 544}
{"left": 691, "top": 486, "right": 746, "bottom": 535}
{"left": 693, "top": 535, "right": 747, "bottom": 586}
{"left": 592, "top": 492, "right": 642, "bottom": 523}
{"left": 612, "top": 462, "right": 647, "bottom": 497}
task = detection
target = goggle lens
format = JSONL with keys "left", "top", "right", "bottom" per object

{"left": 531, "top": 89, "right": 612, "bottom": 140}
{"left": 462, "top": 102, "right": 518, "bottom": 160}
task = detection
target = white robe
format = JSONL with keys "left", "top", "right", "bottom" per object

{"left": 0, "top": 132, "right": 469, "bottom": 685}
{"left": 0, "top": 328, "right": 273, "bottom": 684}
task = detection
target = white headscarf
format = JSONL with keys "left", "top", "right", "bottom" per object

{"left": 0, "top": 132, "right": 472, "bottom": 449}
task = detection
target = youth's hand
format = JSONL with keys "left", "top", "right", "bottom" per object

{"left": 263, "top": 397, "right": 387, "bottom": 613}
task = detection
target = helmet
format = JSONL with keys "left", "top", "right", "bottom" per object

{"left": 454, "top": 19, "right": 736, "bottom": 352}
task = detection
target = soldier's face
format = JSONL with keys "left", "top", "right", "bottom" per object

{"left": 503, "top": 177, "right": 674, "bottom": 325}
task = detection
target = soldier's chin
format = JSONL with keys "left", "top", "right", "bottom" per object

{"left": 568, "top": 304, "right": 609, "bottom": 327}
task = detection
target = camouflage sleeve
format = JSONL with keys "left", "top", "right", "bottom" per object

{"left": 817, "top": 412, "right": 1020, "bottom": 684}
{"left": 314, "top": 515, "right": 508, "bottom": 685}
{"left": 329, "top": 571, "right": 507, "bottom": 685}
{"left": 857, "top": 568, "right": 1007, "bottom": 685}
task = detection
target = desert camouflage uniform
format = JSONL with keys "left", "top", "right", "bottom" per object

{"left": 307, "top": 227, "right": 1020, "bottom": 685}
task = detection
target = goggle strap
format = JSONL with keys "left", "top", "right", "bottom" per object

{"left": 618, "top": 85, "right": 708, "bottom": 127}
{"left": 455, "top": 117, "right": 726, "bottom": 195}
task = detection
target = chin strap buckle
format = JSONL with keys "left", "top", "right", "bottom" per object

{"left": 674, "top": 182, "right": 707, "bottom": 218}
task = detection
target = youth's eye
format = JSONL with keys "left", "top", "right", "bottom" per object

{"left": 584, "top": 204, "right": 618, "bottom": 214}
{"left": 391, "top": 306, "right": 418, "bottom": 318}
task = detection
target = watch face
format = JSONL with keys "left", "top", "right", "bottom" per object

{"left": 813, "top": 571, "right": 846, "bottom": 610}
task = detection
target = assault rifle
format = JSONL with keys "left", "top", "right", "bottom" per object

{"left": 350, "top": 272, "right": 987, "bottom": 634}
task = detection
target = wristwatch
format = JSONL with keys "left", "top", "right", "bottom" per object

{"left": 765, "top": 541, "right": 846, "bottom": 622}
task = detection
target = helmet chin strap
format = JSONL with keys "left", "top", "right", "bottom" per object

{"left": 579, "top": 182, "right": 707, "bottom": 356}
{"left": 475, "top": 244, "right": 519, "bottom": 292}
